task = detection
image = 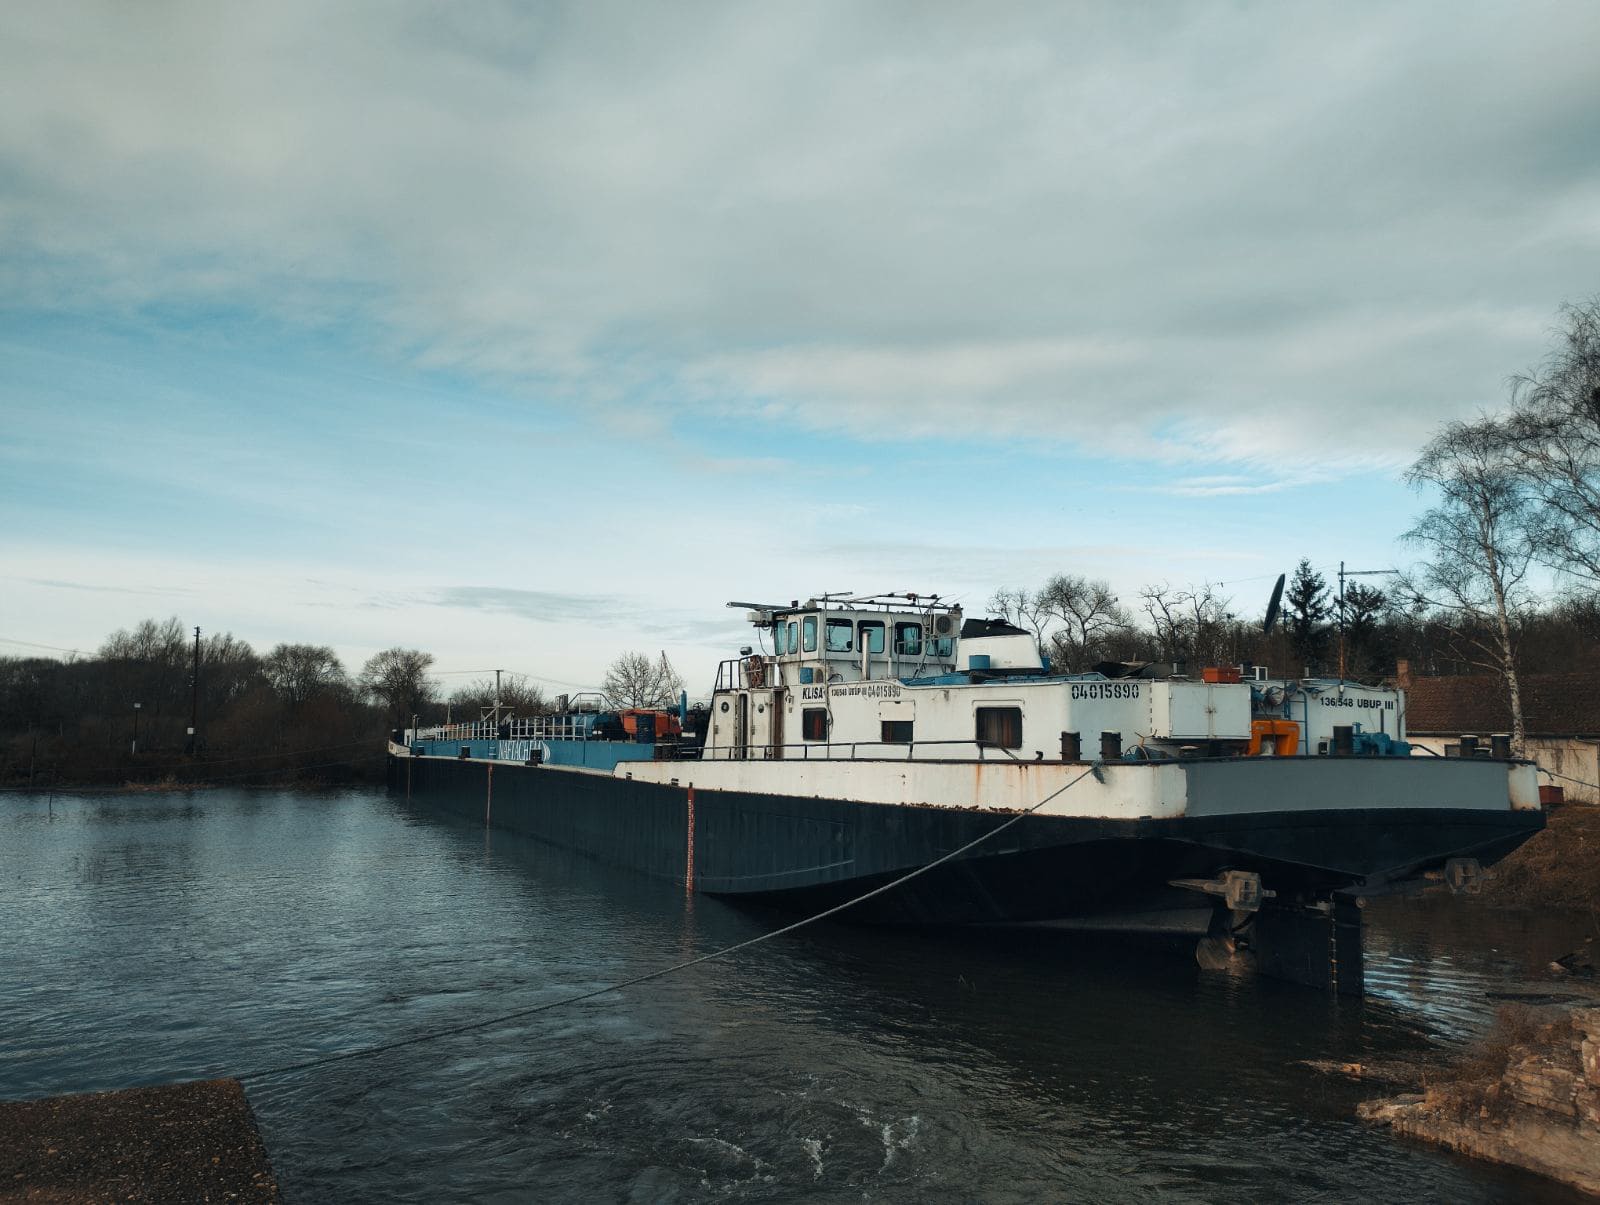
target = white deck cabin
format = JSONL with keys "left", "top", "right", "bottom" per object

{"left": 703, "top": 594, "right": 1412, "bottom": 764}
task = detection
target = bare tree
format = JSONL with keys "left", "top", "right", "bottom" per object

{"left": 1400, "top": 418, "right": 1535, "bottom": 751}
{"left": 1037, "top": 574, "right": 1130, "bottom": 669}
{"left": 448, "top": 673, "right": 549, "bottom": 717}
{"left": 987, "top": 587, "right": 1054, "bottom": 646}
{"left": 1183, "top": 583, "right": 1235, "bottom": 667}
{"left": 359, "top": 647, "right": 437, "bottom": 725}
{"left": 263, "top": 643, "right": 348, "bottom": 708}
{"left": 1505, "top": 297, "right": 1600, "bottom": 583}
{"left": 602, "top": 651, "right": 684, "bottom": 709}
{"left": 199, "top": 632, "right": 262, "bottom": 713}
{"left": 98, "top": 616, "right": 189, "bottom": 715}
{"left": 1138, "top": 582, "right": 1232, "bottom": 665}
{"left": 1140, "top": 584, "right": 1188, "bottom": 662}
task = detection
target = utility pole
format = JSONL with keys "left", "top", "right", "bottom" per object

{"left": 1336, "top": 562, "right": 1396, "bottom": 683}
{"left": 187, "top": 626, "right": 201, "bottom": 755}
{"left": 495, "top": 668, "right": 502, "bottom": 726}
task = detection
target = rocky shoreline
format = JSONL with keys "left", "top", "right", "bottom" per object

{"left": 1359, "top": 1005, "right": 1600, "bottom": 1196}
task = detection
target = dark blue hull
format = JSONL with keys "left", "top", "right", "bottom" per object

{"left": 387, "top": 755, "right": 1542, "bottom": 925}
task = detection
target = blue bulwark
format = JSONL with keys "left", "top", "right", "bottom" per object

{"left": 410, "top": 737, "right": 657, "bottom": 771}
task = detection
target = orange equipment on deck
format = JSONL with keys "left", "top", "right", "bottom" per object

{"left": 1247, "top": 719, "right": 1299, "bottom": 757}
{"left": 619, "top": 709, "right": 683, "bottom": 739}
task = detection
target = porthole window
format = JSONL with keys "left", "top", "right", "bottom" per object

{"left": 720, "top": 701, "right": 730, "bottom": 713}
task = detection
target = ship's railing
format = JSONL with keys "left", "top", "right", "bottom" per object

{"left": 417, "top": 721, "right": 502, "bottom": 744}
{"left": 705, "top": 737, "right": 1031, "bottom": 762}
{"left": 529, "top": 714, "right": 598, "bottom": 741}
{"left": 411, "top": 714, "right": 606, "bottom": 744}
{"left": 714, "top": 656, "right": 778, "bottom": 692}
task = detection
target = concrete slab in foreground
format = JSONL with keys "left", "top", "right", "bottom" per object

{"left": 0, "top": 1078, "right": 280, "bottom": 1203}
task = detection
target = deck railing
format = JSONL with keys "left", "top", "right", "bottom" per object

{"left": 704, "top": 737, "right": 1032, "bottom": 762}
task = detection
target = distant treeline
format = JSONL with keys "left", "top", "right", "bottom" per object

{"left": 0, "top": 619, "right": 444, "bottom": 789}
{"left": 0, "top": 614, "right": 683, "bottom": 790}
{"left": 989, "top": 563, "right": 1600, "bottom": 681}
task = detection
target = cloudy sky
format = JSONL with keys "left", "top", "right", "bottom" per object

{"left": 2, "top": 1, "right": 1597, "bottom": 695}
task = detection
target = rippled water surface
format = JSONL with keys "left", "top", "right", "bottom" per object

{"left": 2, "top": 787, "right": 1594, "bottom": 1202}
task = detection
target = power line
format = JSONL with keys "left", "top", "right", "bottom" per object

{"left": 430, "top": 667, "right": 604, "bottom": 692}
{"left": 0, "top": 636, "right": 94, "bottom": 656}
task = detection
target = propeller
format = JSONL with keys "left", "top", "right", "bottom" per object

{"left": 1262, "top": 573, "right": 1287, "bottom": 634}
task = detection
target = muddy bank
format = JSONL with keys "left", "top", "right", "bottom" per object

{"left": 1359, "top": 1005, "right": 1600, "bottom": 1196}
{"left": 0, "top": 1078, "right": 280, "bottom": 1203}
{"left": 1479, "top": 805, "right": 1600, "bottom": 912}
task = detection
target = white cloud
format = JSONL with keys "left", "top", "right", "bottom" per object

{"left": 2, "top": 1, "right": 1597, "bottom": 466}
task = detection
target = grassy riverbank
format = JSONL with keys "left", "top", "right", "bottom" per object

{"left": 1480, "top": 805, "right": 1600, "bottom": 913}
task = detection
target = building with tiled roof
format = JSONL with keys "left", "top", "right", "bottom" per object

{"left": 1398, "top": 661, "right": 1600, "bottom": 803}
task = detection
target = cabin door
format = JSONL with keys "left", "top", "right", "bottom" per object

{"left": 770, "top": 689, "right": 785, "bottom": 759}
{"left": 735, "top": 693, "right": 749, "bottom": 760}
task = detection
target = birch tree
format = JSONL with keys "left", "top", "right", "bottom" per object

{"left": 1400, "top": 418, "right": 1535, "bottom": 751}
{"left": 1504, "top": 298, "right": 1600, "bottom": 583}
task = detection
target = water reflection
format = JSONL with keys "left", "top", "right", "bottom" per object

{"left": 1, "top": 788, "right": 1591, "bottom": 1202}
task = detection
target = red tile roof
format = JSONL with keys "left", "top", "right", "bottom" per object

{"left": 1405, "top": 672, "right": 1600, "bottom": 737}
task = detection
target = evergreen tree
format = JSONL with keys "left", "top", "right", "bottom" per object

{"left": 1285, "top": 559, "right": 1331, "bottom": 671}
{"left": 1341, "top": 582, "right": 1387, "bottom": 674}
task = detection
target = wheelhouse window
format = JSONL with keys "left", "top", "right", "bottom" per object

{"left": 894, "top": 622, "right": 923, "bottom": 656}
{"left": 975, "top": 706, "right": 1022, "bottom": 749}
{"left": 825, "top": 618, "right": 854, "bottom": 652}
{"left": 802, "top": 615, "right": 818, "bottom": 653}
{"left": 881, "top": 720, "right": 913, "bottom": 744}
{"left": 786, "top": 620, "right": 798, "bottom": 655}
{"left": 802, "top": 708, "right": 829, "bottom": 740}
{"left": 932, "top": 636, "right": 955, "bottom": 659}
{"left": 858, "top": 620, "right": 885, "bottom": 654}
{"left": 772, "top": 623, "right": 790, "bottom": 655}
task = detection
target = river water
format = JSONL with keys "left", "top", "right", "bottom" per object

{"left": 2, "top": 787, "right": 1594, "bottom": 1203}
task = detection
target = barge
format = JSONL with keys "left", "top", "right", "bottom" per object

{"left": 390, "top": 593, "right": 1544, "bottom": 993}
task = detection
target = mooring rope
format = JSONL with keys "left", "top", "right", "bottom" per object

{"left": 1397, "top": 743, "right": 1600, "bottom": 795}
{"left": 1535, "top": 767, "right": 1600, "bottom": 794}
{"left": 238, "top": 761, "right": 1105, "bottom": 1082}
